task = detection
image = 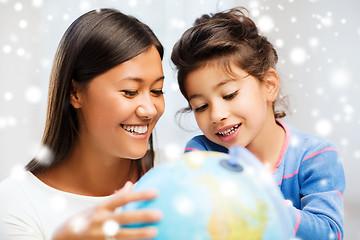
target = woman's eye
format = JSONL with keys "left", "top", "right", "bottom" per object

{"left": 223, "top": 90, "right": 238, "bottom": 100}
{"left": 122, "top": 90, "right": 138, "bottom": 97}
{"left": 151, "top": 89, "right": 164, "bottom": 96}
{"left": 195, "top": 104, "right": 208, "bottom": 112}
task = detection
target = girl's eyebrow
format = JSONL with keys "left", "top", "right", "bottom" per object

{"left": 215, "top": 78, "right": 236, "bottom": 88}
{"left": 188, "top": 94, "right": 201, "bottom": 101}
{"left": 188, "top": 78, "right": 237, "bottom": 101}
{"left": 188, "top": 79, "right": 234, "bottom": 101}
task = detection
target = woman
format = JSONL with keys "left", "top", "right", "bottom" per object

{"left": 0, "top": 8, "right": 165, "bottom": 240}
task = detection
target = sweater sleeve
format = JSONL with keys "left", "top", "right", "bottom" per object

{"left": 292, "top": 147, "right": 345, "bottom": 240}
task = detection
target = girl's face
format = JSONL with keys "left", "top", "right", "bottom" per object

{"left": 71, "top": 46, "right": 165, "bottom": 160}
{"left": 184, "top": 62, "right": 276, "bottom": 150}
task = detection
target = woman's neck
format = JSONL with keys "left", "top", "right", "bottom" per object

{"left": 35, "top": 143, "right": 138, "bottom": 197}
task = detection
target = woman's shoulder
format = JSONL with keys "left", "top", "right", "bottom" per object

{"left": 0, "top": 171, "right": 43, "bottom": 212}
{"left": 0, "top": 171, "right": 45, "bottom": 237}
{"left": 0, "top": 172, "right": 32, "bottom": 199}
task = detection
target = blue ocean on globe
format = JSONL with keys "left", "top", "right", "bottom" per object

{"left": 123, "top": 146, "right": 294, "bottom": 240}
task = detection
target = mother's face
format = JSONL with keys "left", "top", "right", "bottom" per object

{"left": 71, "top": 46, "right": 165, "bottom": 160}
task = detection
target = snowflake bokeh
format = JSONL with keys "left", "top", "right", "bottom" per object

{"left": 0, "top": 0, "right": 359, "bottom": 238}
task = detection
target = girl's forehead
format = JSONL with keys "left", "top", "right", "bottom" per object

{"left": 190, "top": 60, "right": 249, "bottom": 82}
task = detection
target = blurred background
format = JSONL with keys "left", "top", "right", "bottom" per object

{"left": 0, "top": 0, "right": 359, "bottom": 238}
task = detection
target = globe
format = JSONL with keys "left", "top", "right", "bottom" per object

{"left": 123, "top": 146, "right": 294, "bottom": 240}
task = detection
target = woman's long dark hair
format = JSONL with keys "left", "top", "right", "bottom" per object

{"left": 26, "top": 8, "right": 163, "bottom": 179}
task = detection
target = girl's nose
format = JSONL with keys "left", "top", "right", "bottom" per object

{"left": 210, "top": 105, "right": 228, "bottom": 124}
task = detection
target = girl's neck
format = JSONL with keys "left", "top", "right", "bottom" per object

{"left": 246, "top": 119, "right": 286, "bottom": 172}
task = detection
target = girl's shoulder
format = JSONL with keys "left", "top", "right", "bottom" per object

{"left": 185, "top": 135, "right": 228, "bottom": 153}
{"left": 287, "top": 124, "right": 337, "bottom": 150}
{"left": 283, "top": 123, "right": 339, "bottom": 164}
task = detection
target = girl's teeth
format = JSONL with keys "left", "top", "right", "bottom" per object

{"left": 122, "top": 125, "right": 148, "bottom": 134}
{"left": 218, "top": 124, "right": 239, "bottom": 136}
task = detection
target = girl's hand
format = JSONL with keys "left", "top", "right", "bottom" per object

{"left": 52, "top": 181, "right": 161, "bottom": 240}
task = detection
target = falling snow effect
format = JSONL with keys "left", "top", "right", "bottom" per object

{"left": 25, "top": 86, "right": 42, "bottom": 103}
{"left": 0, "top": 0, "right": 359, "bottom": 238}
{"left": 315, "top": 119, "right": 333, "bottom": 136}
{"left": 290, "top": 47, "right": 307, "bottom": 65}
{"left": 34, "top": 145, "right": 54, "bottom": 166}
{"left": 103, "top": 220, "right": 119, "bottom": 237}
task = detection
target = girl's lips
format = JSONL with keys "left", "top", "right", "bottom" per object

{"left": 215, "top": 123, "right": 241, "bottom": 143}
{"left": 215, "top": 123, "right": 241, "bottom": 135}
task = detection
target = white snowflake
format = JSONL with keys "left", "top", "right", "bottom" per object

{"left": 275, "top": 38, "right": 284, "bottom": 48}
{"left": 25, "top": 86, "right": 42, "bottom": 103}
{"left": 128, "top": 0, "right": 137, "bottom": 8}
{"left": 69, "top": 215, "right": 89, "bottom": 234}
{"left": 79, "top": 0, "right": 91, "bottom": 11}
{"left": 309, "top": 37, "right": 319, "bottom": 48}
{"left": 32, "top": 0, "right": 43, "bottom": 8}
{"left": 289, "top": 47, "right": 307, "bottom": 65}
{"left": 34, "top": 145, "right": 54, "bottom": 166}
{"left": 257, "top": 15, "right": 274, "bottom": 33}
{"left": 220, "top": 178, "right": 239, "bottom": 197}
{"left": 10, "top": 164, "right": 26, "bottom": 180}
{"left": 19, "top": 20, "right": 28, "bottom": 29}
{"left": 330, "top": 68, "right": 350, "bottom": 90}
{"left": 14, "top": 2, "right": 23, "bottom": 11}
{"left": 164, "top": 143, "right": 182, "bottom": 161}
{"left": 16, "top": 48, "right": 25, "bottom": 56}
{"left": 321, "top": 16, "right": 333, "bottom": 27}
{"left": 4, "top": 91, "right": 13, "bottom": 101}
{"left": 173, "top": 195, "right": 194, "bottom": 216}
{"left": 2, "top": 45, "right": 11, "bottom": 54}
{"left": 103, "top": 220, "right": 119, "bottom": 237}
{"left": 315, "top": 119, "right": 333, "bottom": 136}
{"left": 170, "top": 18, "right": 186, "bottom": 29}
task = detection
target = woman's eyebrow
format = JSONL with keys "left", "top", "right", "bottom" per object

{"left": 119, "top": 76, "right": 165, "bottom": 83}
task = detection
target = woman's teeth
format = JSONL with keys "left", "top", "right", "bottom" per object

{"left": 122, "top": 125, "right": 148, "bottom": 134}
{"left": 217, "top": 124, "right": 240, "bottom": 136}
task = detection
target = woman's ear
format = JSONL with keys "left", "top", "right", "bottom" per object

{"left": 70, "top": 80, "right": 82, "bottom": 109}
{"left": 264, "top": 68, "right": 280, "bottom": 103}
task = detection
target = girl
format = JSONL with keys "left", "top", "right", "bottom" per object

{"left": 0, "top": 8, "right": 165, "bottom": 240}
{"left": 171, "top": 7, "right": 345, "bottom": 240}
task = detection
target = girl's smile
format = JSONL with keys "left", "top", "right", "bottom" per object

{"left": 215, "top": 123, "right": 241, "bottom": 142}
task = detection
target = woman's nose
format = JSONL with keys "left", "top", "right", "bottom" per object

{"left": 136, "top": 97, "right": 157, "bottom": 120}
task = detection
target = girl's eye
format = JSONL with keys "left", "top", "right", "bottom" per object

{"left": 151, "top": 89, "right": 164, "bottom": 96}
{"left": 195, "top": 104, "right": 208, "bottom": 112}
{"left": 122, "top": 90, "right": 138, "bottom": 97}
{"left": 223, "top": 90, "right": 238, "bottom": 100}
